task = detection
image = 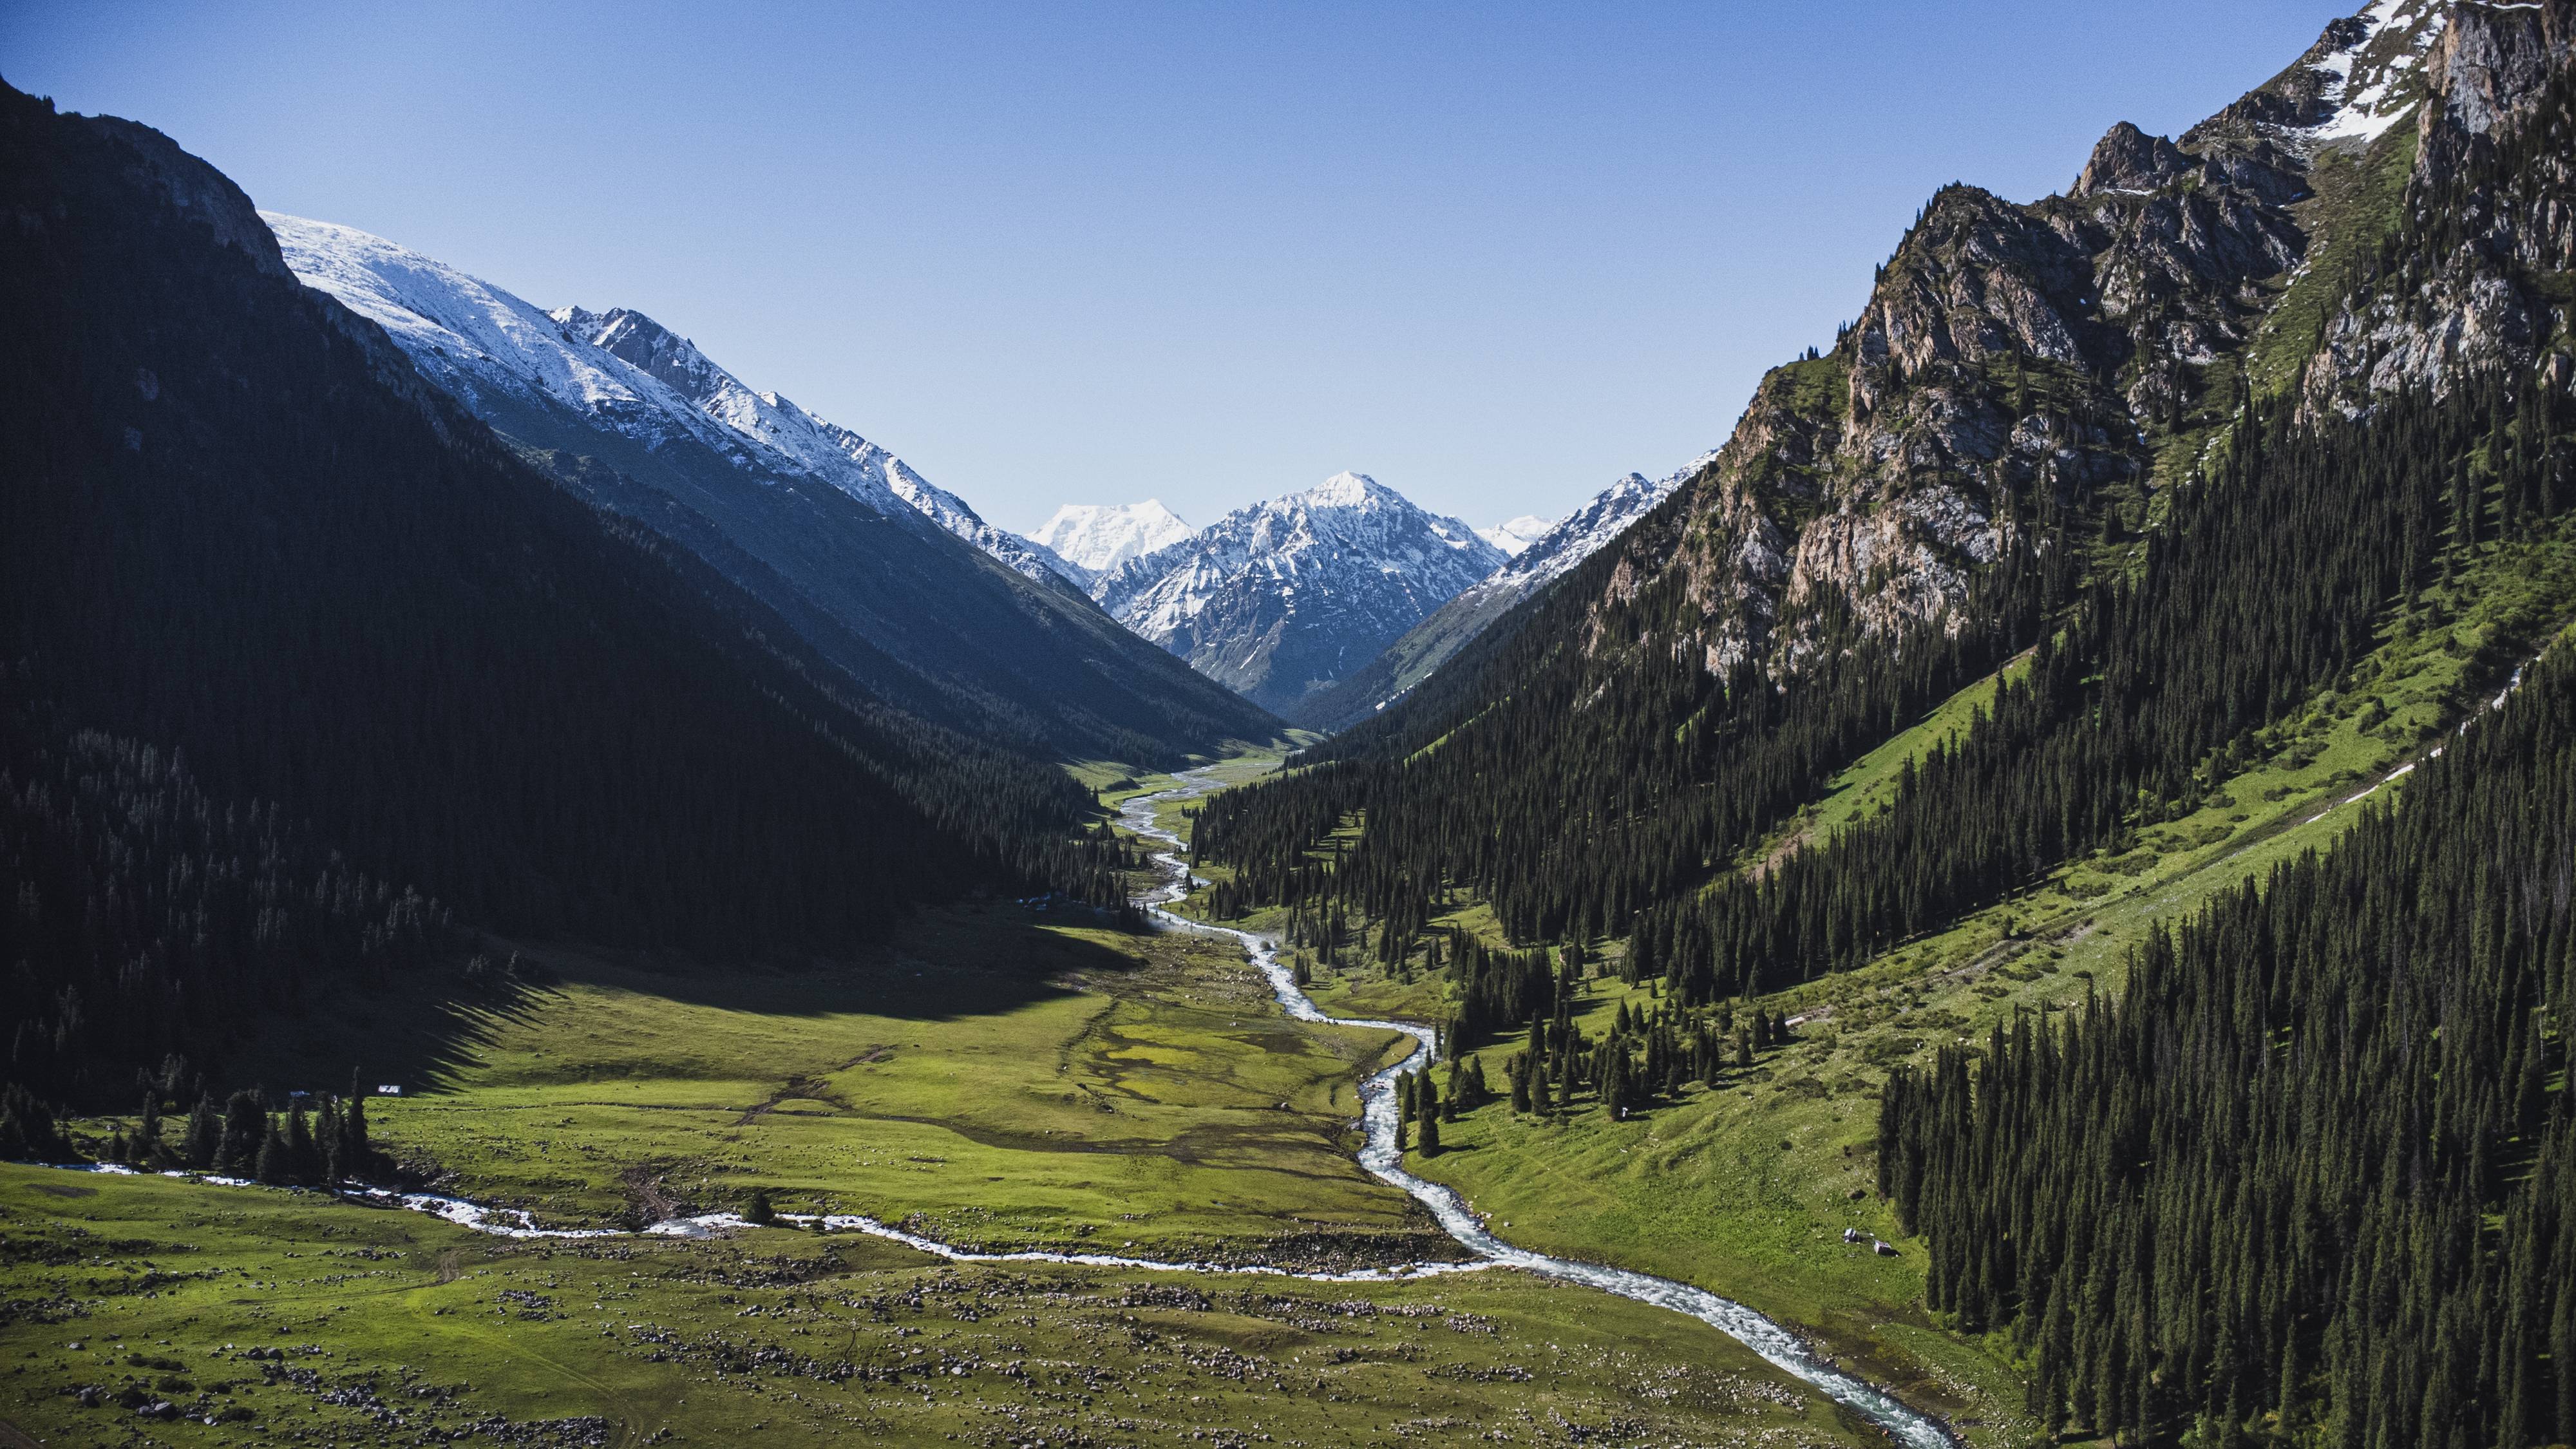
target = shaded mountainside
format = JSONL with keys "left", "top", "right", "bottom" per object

{"left": 1288, "top": 464, "right": 1701, "bottom": 732}
{"left": 265, "top": 216, "right": 1276, "bottom": 768}
{"left": 0, "top": 84, "right": 1138, "bottom": 1107}
{"left": 1095, "top": 471, "right": 1506, "bottom": 714}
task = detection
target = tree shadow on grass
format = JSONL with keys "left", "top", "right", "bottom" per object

{"left": 218, "top": 898, "right": 1155, "bottom": 1099}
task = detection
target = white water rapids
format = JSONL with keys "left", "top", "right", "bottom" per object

{"left": 43, "top": 769, "right": 1955, "bottom": 1444}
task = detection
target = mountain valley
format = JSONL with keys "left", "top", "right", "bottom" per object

{"left": 6, "top": 1, "right": 2576, "bottom": 1446}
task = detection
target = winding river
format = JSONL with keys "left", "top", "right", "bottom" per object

{"left": 55, "top": 768, "right": 1955, "bottom": 1445}
{"left": 1115, "top": 770, "right": 1958, "bottom": 1448}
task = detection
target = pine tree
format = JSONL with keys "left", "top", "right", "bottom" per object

{"left": 182, "top": 1092, "right": 220, "bottom": 1169}
{"left": 252, "top": 1115, "right": 287, "bottom": 1185}
{"left": 218, "top": 1090, "right": 265, "bottom": 1175}
{"left": 135, "top": 1088, "right": 162, "bottom": 1164}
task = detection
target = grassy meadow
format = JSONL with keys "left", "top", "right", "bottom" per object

{"left": 0, "top": 1164, "right": 1876, "bottom": 1448}
{"left": 5, "top": 758, "right": 1877, "bottom": 1446}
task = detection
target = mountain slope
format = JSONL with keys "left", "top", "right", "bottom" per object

{"left": 1093, "top": 472, "right": 1507, "bottom": 713}
{"left": 554, "top": 304, "right": 1081, "bottom": 590}
{"left": 1287, "top": 462, "right": 1703, "bottom": 731}
{"left": 263, "top": 216, "right": 1277, "bottom": 766}
{"left": 0, "top": 84, "right": 1144, "bottom": 1104}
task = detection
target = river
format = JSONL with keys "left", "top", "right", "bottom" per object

{"left": 1114, "top": 769, "right": 1958, "bottom": 1448}
{"left": 53, "top": 766, "right": 1958, "bottom": 1446}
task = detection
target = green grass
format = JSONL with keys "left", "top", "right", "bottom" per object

{"left": 0, "top": 1164, "right": 1879, "bottom": 1447}
{"left": 1771, "top": 647, "right": 2039, "bottom": 858}
{"left": 3, "top": 739, "right": 1893, "bottom": 1444}
{"left": 2245, "top": 124, "right": 2420, "bottom": 401}
{"left": 237, "top": 904, "right": 1434, "bottom": 1264}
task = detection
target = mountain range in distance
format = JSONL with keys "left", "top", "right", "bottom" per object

{"left": 1011, "top": 472, "right": 1702, "bottom": 718}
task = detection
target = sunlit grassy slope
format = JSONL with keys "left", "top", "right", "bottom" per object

{"left": 1203, "top": 526, "right": 2576, "bottom": 1448}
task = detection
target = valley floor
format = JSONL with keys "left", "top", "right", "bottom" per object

{"left": 2, "top": 779, "right": 1882, "bottom": 1447}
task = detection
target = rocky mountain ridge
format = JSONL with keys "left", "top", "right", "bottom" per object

{"left": 1541, "top": 0, "right": 2562, "bottom": 691}
{"left": 1093, "top": 471, "right": 1506, "bottom": 713}
{"left": 264, "top": 215, "right": 1278, "bottom": 763}
{"left": 1287, "top": 461, "right": 1703, "bottom": 731}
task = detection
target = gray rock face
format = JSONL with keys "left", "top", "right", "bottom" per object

{"left": 2302, "top": 0, "right": 2575, "bottom": 417}
{"left": 1540, "top": 0, "right": 2515, "bottom": 688}
{"left": 2074, "top": 122, "right": 2193, "bottom": 196}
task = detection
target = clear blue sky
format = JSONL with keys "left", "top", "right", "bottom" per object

{"left": 6, "top": 1, "right": 2351, "bottom": 533}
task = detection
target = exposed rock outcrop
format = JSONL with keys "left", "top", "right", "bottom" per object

{"left": 1555, "top": 0, "right": 2561, "bottom": 691}
{"left": 2302, "top": 0, "right": 2575, "bottom": 416}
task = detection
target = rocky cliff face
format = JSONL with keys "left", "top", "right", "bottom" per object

{"left": 2304, "top": 0, "right": 2576, "bottom": 413}
{"left": 1551, "top": 0, "right": 2564, "bottom": 688}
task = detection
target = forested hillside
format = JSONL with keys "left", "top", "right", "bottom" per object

{"left": 1880, "top": 649, "right": 2576, "bottom": 1448}
{"left": 0, "top": 84, "right": 1132, "bottom": 1112}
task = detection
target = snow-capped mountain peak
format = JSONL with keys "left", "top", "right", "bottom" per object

{"left": 1488, "top": 464, "right": 1700, "bottom": 596}
{"left": 1284, "top": 456, "right": 1707, "bottom": 731}
{"left": 1477, "top": 515, "right": 1552, "bottom": 556}
{"left": 1090, "top": 473, "right": 1508, "bottom": 712}
{"left": 1302, "top": 469, "right": 1390, "bottom": 509}
{"left": 263, "top": 213, "right": 1066, "bottom": 587}
{"left": 1026, "top": 500, "right": 1197, "bottom": 578}
{"left": 2297, "top": 0, "right": 2448, "bottom": 146}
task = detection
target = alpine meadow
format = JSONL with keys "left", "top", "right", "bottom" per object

{"left": 6, "top": 2, "right": 2576, "bottom": 1448}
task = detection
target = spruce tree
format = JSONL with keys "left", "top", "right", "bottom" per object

{"left": 182, "top": 1092, "right": 220, "bottom": 1169}
{"left": 218, "top": 1089, "right": 265, "bottom": 1174}
{"left": 252, "top": 1115, "right": 287, "bottom": 1185}
{"left": 130, "top": 1090, "right": 162, "bottom": 1165}
{"left": 285, "top": 1103, "right": 317, "bottom": 1183}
